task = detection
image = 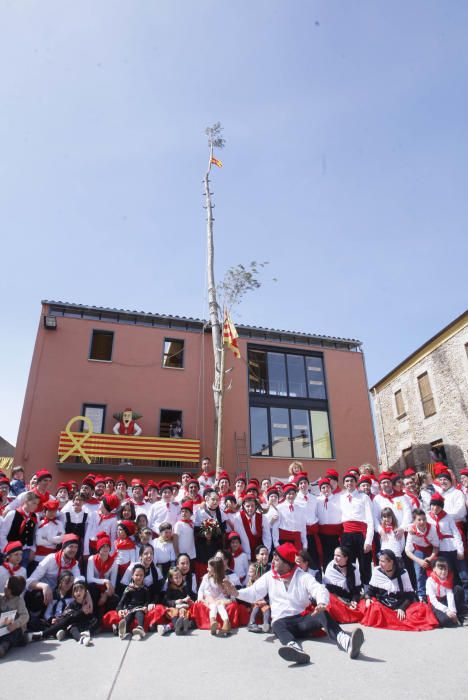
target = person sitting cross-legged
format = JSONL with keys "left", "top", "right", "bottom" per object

{"left": 223, "top": 543, "right": 365, "bottom": 665}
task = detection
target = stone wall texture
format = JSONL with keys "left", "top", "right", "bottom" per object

{"left": 373, "top": 322, "right": 468, "bottom": 472}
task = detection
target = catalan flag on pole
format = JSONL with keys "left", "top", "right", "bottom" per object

{"left": 210, "top": 156, "right": 223, "bottom": 168}
{"left": 223, "top": 310, "right": 241, "bottom": 359}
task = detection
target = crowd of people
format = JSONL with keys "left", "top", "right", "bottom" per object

{"left": 0, "top": 457, "right": 467, "bottom": 665}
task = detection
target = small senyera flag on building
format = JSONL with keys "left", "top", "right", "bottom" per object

{"left": 223, "top": 311, "right": 240, "bottom": 359}
{"left": 210, "top": 156, "right": 223, "bottom": 168}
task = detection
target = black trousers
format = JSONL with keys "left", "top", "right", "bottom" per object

{"left": 431, "top": 586, "right": 465, "bottom": 627}
{"left": 123, "top": 609, "right": 145, "bottom": 632}
{"left": 306, "top": 535, "right": 320, "bottom": 571}
{"left": 42, "top": 611, "right": 97, "bottom": 640}
{"left": 88, "top": 583, "right": 119, "bottom": 617}
{"left": 319, "top": 534, "right": 341, "bottom": 569}
{"left": 341, "top": 532, "right": 371, "bottom": 585}
{"left": 272, "top": 611, "right": 342, "bottom": 646}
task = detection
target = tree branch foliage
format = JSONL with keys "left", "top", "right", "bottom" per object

{"left": 218, "top": 260, "right": 274, "bottom": 312}
{"left": 205, "top": 122, "right": 226, "bottom": 150}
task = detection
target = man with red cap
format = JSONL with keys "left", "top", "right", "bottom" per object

{"left": 233, "top": 495, "right": 272, "bottom": 560}
{"left": 325, "top": 469, "right": 342, "bottom": 495}
{"left": 0, "top": 491, "right": 40, "bottom": 567}
{"left": 216, "top": 470, "right": 232, "bottom": 508}
{"left": 373, "top": 472, "right": 412, "bottom": 532}
{"left": 26, "top": 534, "right": 80, "bottom": 612}
{"left": 224, "top": 542, "right": 365, "bottom": 664}
{"left": 149, "top": 482, "right": 181, "bottom": 532}
{"left": 434, "top": 470, "right": 467, "bottom": 535}
{"left": 84, "top": 493, "right": 120, "bottom": 555}
{"left": 128, "top": 479, "right": 151, "bottom": 516}
{"left": 174, "top": 500, "right": 196, "bottom": 560}
{"left": 294, "top": 472, "right": 320, "bottom": 569}
{"left": 0, "top": 542, "right": 26, "bottom": 593}
{"left": 276, "top": 484, "right": 307, "bottom": 551}
{"left": 33, "top": 499, "right": 65, "bottom": 563}
{"left": 317, "top": 478, "right": 343, "bottom": 568}
{"left": 339, "top": 471, "right": 374, "bottom": 587}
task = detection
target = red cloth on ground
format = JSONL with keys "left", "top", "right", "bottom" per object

{"left": 191, "top": 601, "right": 247, "bottom": 629}
{"left": 326, "top": 594, "right": 364, "bottom": 624}
{"left": 102, "top": 604, "right": 166, "bottom": 632}
{"left": 360, "top": 600, "right": 439, "bottom": 631}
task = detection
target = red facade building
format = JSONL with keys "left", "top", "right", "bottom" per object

{"left": 14, "top": 301, "right": 377, "bottom": 485}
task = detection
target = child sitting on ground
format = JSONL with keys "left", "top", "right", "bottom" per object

{"left": 0, "top": 576, "right": 29, "bottom": 658}
{"left": 426, "top": 557, "right": 465, "bottom": 627}
{"left": 116, "top": 564, "right": 153, "bottom": 641}
{"left": 246, "top": 563, "right": 271, "bottom": 634}
{"left": 31, "top": 578, "right": 97, "bottom": 646}
{"left": 43, "top": 570, "right": 74, "bottom": 627}
{"left": 159, "top": 566, "right": 196, "bottom": 636}
{"left": 197, "top": 557, "right": 232, "bottom": 636}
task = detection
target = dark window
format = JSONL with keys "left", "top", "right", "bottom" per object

{"left": 394, "top": 389, "right": 406, "bottom": 418}
{"left": 81, "top": 404, "right": 106, "bottom": 433}
{"left": 163, "top": 339, "right": 184, "bottom": 368}
{"left": 159, "top": 409, "right": 183, "bottom": 438}
{"left": 287, "top": 355, "right": 307, "bottom": 398}
{"left": 89, "top": 330, "right": 114, "bottom": 361}
{"left": 248, "top": 345, "right": 332, "bottom": 459}
{"left": 250, "top": 407, "right": 270, "bottom": 456}
{"left": 430, "top": 439, "right": 448, "bottom": 465}
{"left": 417, "top": 372, "right": 436, "bottom": 418}
{"left": 402, "top": 447, "right": 414, "bottom": 469}
{"left": 306, "top": 356, "right": 326, "bottom": 399}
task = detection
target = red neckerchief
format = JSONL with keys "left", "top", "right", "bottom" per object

{"left": 131, "top": 499, "right": 145, "bottom": 506}
{"left": 86, "top": 497, "right": 100, "bottom": 505}
{"left": 0, "top": 501, "right": 10, "bottom": 517}
{"left": 33, "top": 488, "right": 50, "bottom": 506}
{"left": 271, "top": 564, "right": 297, "bottom": 580}
{"left": 431, "top": 510, "right": 451, "bottom": 540}
{"left": 38, "top": 517, "right": 58, "bottom": 529}
{"left": 404, "top": 489, "right": 420, "bottom": 508}
{"left": 3, "top": 561, "right": 21, "bottom": 576}
{"left": 410, "top": 523, "right": 432, "bottom": 547}
{"left": 179, "top": 518, "right": 193, "bottom": 528}
{"left": 98, "top": 513, "right": 116, "bottom": 524}
{"left": 17, "top": 508, "right": 37, "bottom": 535}
{"left": 381, "top": 525, "right": 394, "bottom": 534}
{"left": 115, "top": 537, "right": 136, "bottom": 551}
{"left": 201, "top": 470, "right": 215, "bottom": 478}
{"left": 379, "top": 490, "right": 396, "bottom": 502}
{"left": 93, "top": 552, "right": 118, "bottom": 576}
{"left": 54, "top": 551, "right": 77, "bottom": 577}
{"left": 232, "top": 547, "right": 244, "bottom": 558}
{"left": 429, "top": 569, "right": 454, "bottom": 597}
{"left": 332, "top": 487, "right": 342, "bottom": 495}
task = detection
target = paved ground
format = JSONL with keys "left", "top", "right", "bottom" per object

{"left": 1, "top": 623, "right": 466, "bottom": 700}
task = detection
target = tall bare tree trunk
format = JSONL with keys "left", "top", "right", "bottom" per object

{"left": 204, "top": 144, "right": 222, "bottom": 472}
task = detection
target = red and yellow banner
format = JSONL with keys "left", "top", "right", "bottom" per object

{"left": 58, "top": 432, "right": 200, "bottom": 464}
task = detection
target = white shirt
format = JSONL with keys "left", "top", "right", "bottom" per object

{"left": 34, "top": 520, "right": 65, "bottom": 560}
{"left": 378, "top": 527, "right": 405, "bottom": 558}
{"left": 84, "top": 512, "right": 117, "bottom": 556}
{"left": 426, "top": 577, "right": 457, "bottom": 614}
{"left": 276, "top": 502, "right": 307, "bottom": 548}
{"left": 152, "top": 539, "right": 176, "bottom": 566}
{"left": 173, "top": 520, "right": 196, "bottom": 559}
{"left": 317, "top": 493, "right": 342, "bottom": 525}
{"left": 197, "top": 573, "right": 229, "bottom": 603}
{"left": 339, "top": 490, "right": 374, "bottom": 547}
{"left": 237, "top": 568, "right": 329, "bottom": 622}
{"left": 86, "top": 555, "right": 118, "bottom": 587}
{"left": 295, "top": 492, "right": 318, "bottom": 526}
{"left": 323, "top": 561, "right": 361, "bottom": 593}
{"left": 26, "top": 553, "right": 80, "bottom": 590}
{"left": 149, "top": 501, "right": 181, "bottom": 531}
{"left": 232, "top": 512, "right": 272, "bottom": 557}
{"left": 438, "top": 487, "right": 467, "bottom": 522}
{"left": 231, "top": 552, "right": 250, "bottom": 584}
{"left": 405, "top": 523, "right": 439, "bottom": 554}
{"left": 0, "top": 564, "right": 27, "bottom": 593}
{"left": 426, "top": 512, "right": 463, "bottom": 556}
{"left": 373, "top": 493, "right": 412, "bottom": 530}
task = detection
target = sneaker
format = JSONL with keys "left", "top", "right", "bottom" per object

{"left": 220, "top": 620, "right": 231, "bottom": 636}
{"left": 112, "top": 624, "right": 119, "bottom": 636}
{"left": 278, "top": 641, "right": 310, "bottom": 665}
{"left": 183, "top": 618, "right": 191, "bottom": 634}
{"left": 118, "top": 619, "right": 128, "bottom": 640}
{"left": 80, "top": 633, "right": 92, "bottom": 647}
{"left": 262, "top": 621, "right": 271, "bottom": 633}
{"left": 175, "top": 617, "right": 185, "bottom": 636}
{"left": 247, "top": 623, "right": 262, "bottom": 633}
{"left": 56, "top": 629, "right": 66, "bottom": 642}
{"left": 157, "top": 624, "right": 171, "bottom": 636}
{"left": 132, "top": 626, "right": 145, "bottom": 641}
{"left": 348, "top": 628, "right": 364, "bottom": 659}
{"left": 28, "top": 632, "right": 43, "bottom": 643}
{"left": 210, "top": 620, "right": 218, "bottom": 636}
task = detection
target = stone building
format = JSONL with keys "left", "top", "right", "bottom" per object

{"left": 370, "top": 311, "right": 468, "bottom": 473}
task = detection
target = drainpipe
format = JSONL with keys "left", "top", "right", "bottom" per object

{"left": 373, "top": 388, "right": 389, "bottom": 470}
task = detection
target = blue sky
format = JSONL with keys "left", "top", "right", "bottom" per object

{"left": 1, "top": 1, "right": 467, "bottom": 445}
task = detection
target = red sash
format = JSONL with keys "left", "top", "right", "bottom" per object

{"left": 35, "top": 545, "right": 58, "bottom": 556}
{"left": 240, "top": 510, "right": 263, "bottom": 557}
{"left": 318, "top": 523, "right": 343, "bottom": 536}
{"left": 342, "top": 521, "right": 367, "bottom": 536}
{"left": 278, "top": 528, "right": 302, "bottom": 550}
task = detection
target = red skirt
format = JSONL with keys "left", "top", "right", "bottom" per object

{"left": 326, "top": 594, "right": 364, "bottom": 624}
{"left": 360, "top": 600, "right": 439, "bottom": 631}
{"left": 102, "top": 604, "right": 167, "bottom": 632}
{"left": 194, "top": 561, "right": 208, "bottom": 585}
{"left": 191, "top": 601, "right": 248, "bottom": 629}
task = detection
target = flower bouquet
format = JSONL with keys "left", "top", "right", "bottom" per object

{"left": 199, "top": 517, "right": 221, "bottom": 539}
